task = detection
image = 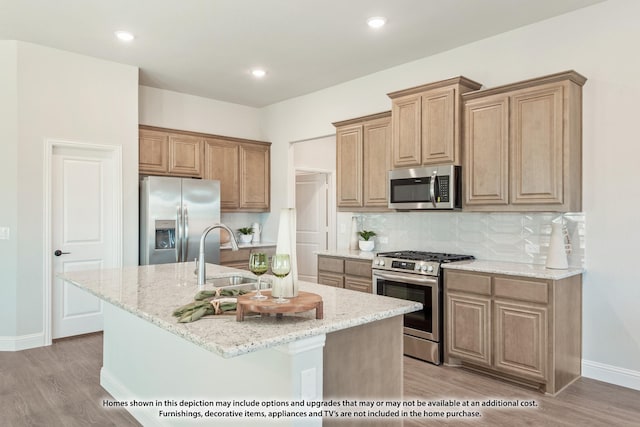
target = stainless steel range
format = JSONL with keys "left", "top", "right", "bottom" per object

{"left": 372, "top": 251, "right": 474, "bottom": 365}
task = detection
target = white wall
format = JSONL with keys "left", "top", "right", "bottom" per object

{"left": 4, "top": 42, "right": 139, "bottom": 342}
{"left": 0, "top": 41, "right": 18, "bottom": 337}
{"left": 261, "top": 0, "right": 640, "bottom": 384}
{"left": 139, "top": 86, "right": 263, "bottom": 141}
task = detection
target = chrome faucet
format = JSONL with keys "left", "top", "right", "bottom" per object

{"left": 197, "top": 224, "right": 239, "bottom": 286}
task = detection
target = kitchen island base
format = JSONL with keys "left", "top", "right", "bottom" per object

{"left": 100, "top": 302, "right": 403, "bottom": 426}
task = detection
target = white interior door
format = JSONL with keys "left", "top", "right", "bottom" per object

{"left": 52, "top": 146, "right": 116, "bottom": 339}
{"left": 295, "top": 173, "right": 328, "bottom": 282}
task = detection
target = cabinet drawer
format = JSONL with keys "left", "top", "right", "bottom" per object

{"left": 494, "top": 277, "right": 548, "bottom": 304}
{"left": 318, "top": 256, "right": 344, "bottom": 274}
{"left": 344, "top": 276, "right": 372, "bottom": 293}
{"left": 318, "top": 272, "right": 344, "bottom": 288}
{"left": 445, "top": 271, "right": 491, "bottom": 295}
{"left": 220, "top": 248, "right": 251, "bottom": 263}
{"left": 344, "top": 259, "right": 372, "bottom": 278}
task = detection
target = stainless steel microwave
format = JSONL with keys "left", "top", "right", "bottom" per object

{"left": 388, "top": 165, "right": 462, "bottom": 210}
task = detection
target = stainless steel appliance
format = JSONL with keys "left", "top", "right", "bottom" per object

{"left": 388, "top": 164, "right": 461, "bottom": 210}
{"left": 372, "top": 251, "right": 474, "bottom": 365}
{"left": 140, "top": 176, "right": 221, "bottom": 265}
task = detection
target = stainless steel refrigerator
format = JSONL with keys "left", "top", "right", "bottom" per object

{"left": 139, "top": 176, "right": 221, "bottom": 265}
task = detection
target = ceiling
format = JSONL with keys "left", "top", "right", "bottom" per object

{"left": 0, "top": 0, "right": 603, "bottom": 107}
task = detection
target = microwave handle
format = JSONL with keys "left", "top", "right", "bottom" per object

{"left": 430, "top": 170, "right": 437, "bottom": 208}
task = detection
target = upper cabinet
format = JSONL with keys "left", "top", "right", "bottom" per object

{"left": 462, "top": 71, "right": 586, "bottom": 212}
{"left": 387, "top": 77, "right": 482, "bottom": 168}
{"left": 204, "top": 138, "right": 270, "bottom": 212}
{"left": 139, "top": 126, "right": 271, "bottom": 213}
{"left": 334, "top": 112, "right": 391, "bottom": 210}
{"left": 139, "top": 129, "right": 202, "bottom": 178}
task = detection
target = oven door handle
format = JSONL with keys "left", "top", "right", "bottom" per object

{"left": 374, "top": 272, "right": 438, "bottom": 286}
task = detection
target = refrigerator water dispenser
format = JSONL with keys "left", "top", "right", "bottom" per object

{"left": 155, "top": 220, "right": 176, "bottom": 249}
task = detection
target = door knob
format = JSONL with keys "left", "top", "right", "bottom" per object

{"left": 54, "top": 250, "right": 70, "bottom": 256}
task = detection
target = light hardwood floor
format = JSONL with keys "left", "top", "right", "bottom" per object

{"left": 1, "top": 333, "right": 639, "bottom": 426}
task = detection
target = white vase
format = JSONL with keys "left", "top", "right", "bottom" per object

{"left": 273, "top": 208, "right": 298, "bottom": 298}
{"left": 349, "top": 217, "right": 359, "bottom": 250}
{"left": 358, "top": 240, "right": 375, "bottom": 252}
{"left": 546, "top": 222, "right": 568, "bottom": 269}
{"left": 239, "top": 234, "right": 252, "bottom": 244}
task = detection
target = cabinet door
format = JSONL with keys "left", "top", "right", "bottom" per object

{"left": 510, "top": 85, "right": 564, "bottom": 206}
{"left": 317, "top": 272, "right": 344, "bottom": 288}
{"left": 336, "top": 125, "right": 363, "bottom": 208}
{"left": 204, "top": 138, "right": 240, "bottom": 210}
{"left": 463, "top": 95, "right": 510, "bottom": 207}
{"left": 363, "top": 117, "right": 391, "bottom": 207}
{"left": 494, "top": 301, "right": 547, "bottom": 381}
{"left": 139, "top": 129, "right": 169, "bottom": 174}
{"left": 422, "top": 88, "right": 455, "bottom": 165}
{"left": 239, "top": 143, "right": 270, "bottom": 211}
{"left": 446, "top": 293, "right": 492, "bottom": 367}
{"left": 168, "top": 134, "right": 202, "bottom": 177}
{"left": 344, "top": 276, "right": 372, "bottom": 294}
{"left": 392, "top": 94, "right": 422, "bottom": 168}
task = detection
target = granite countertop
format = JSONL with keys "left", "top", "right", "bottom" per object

{"left": 442, "top": 259, "right": 584, "bottom": 280}
{"left": 220, "top": 241, "right": 277, "bottom": 250}
{"left": 59, "top": 262, "right": 421, "bottom": 359}
{"left": 315, "top": 249, "right": 376, "bottom": 260}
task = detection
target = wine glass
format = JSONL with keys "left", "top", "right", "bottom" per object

{"left": 271, "top": 254, "right": 291, "bottom": 304}
{"left": 249, "top": 252, "right": 268, "bottom": 300}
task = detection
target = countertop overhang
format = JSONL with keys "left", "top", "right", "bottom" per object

{"left": 59, "top": 262, "right": 421, "bottom": 358}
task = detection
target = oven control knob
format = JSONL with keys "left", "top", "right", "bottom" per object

{"left": 427, "top": 265, "right": 434, "bottom": 272}
{"left": 420, "top": 265, "right": 427, "bottom": 272}
{"left": 379, "top": 260, "right": 385, "bottom": 266}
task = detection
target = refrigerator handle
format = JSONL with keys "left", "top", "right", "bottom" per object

{"left": 183, "top": 204, "right": 189, "bottom": 261}
{"left": 176, "top": 204, "right": 182, "bottom": 262}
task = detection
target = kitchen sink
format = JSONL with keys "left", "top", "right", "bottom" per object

{"left": 205, "top": 274, "right": 272, "bottom": 292}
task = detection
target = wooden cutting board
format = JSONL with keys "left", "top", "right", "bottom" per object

{"left": 235, "top": 291, "right": 323, "bottom": 321}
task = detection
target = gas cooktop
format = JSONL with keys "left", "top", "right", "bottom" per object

{"left": 375, "top": 251, "right": 475, "bottom": 263}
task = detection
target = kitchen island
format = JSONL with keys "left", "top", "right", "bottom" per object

{"left": 60, "top": 262, "right": 421, "bottom": 427}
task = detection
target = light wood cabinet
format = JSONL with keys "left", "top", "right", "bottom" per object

{"left": 204, "top": 138, "right": 239, "bottom": 210}
{"left": 444, "top": 269, "right": 582, "bottom": 395}
{"left": 138, "top": 126, "right": 271, "bottom": 213}
{"left": 239, "top": 143, "right": 270, "bottom": 211}
{"left": 220, "top": 246, "right": 276, "bottom": 272}
{"left": 205, "top": 139, "right": 270, "bottom": 212}
{"left": 334, "top": 112, "right": 391, "bottom": 211}
{"left": 388, "top": 77, "right": 482, "bottom": 168}
{"left": 139, "top": 129, "right": 202, "bottom": 177}
{"left": 463, "top": 70, "right": 586, "bottom": 212}
{"left": 317, "top": 255, "right": 372, "bottom": 294}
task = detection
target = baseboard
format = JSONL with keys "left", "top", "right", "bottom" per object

{"left": 100, "top": 367, "right": 166, "bottom": 427}
{"left": 0, "top": 333, "right": 45, "bottom": 351}
{"left": 582, "top": 359, "right": 640, "bottom": 391}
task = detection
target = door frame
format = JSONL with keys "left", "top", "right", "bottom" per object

{"left": 43, "top": 139, "right": 123, "bottom": 345}
{"left": 294, "top": 168, "right": 336, "bottom": 252}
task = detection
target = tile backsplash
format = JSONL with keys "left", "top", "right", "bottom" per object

{"left": 337, "top": 211, "right": 585, "bottom": 268}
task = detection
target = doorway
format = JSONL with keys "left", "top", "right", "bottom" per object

{"left": 44, "top": 140, "right": 122, "bottom": 343}
{"left": 295, "top": 172, "right": 329, "bottom": 282}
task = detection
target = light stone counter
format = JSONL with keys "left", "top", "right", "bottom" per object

{"left": 315, "top": 249, "right": 376, "bottom": 260}
{"left": 442, "top": 259, "right": 584, "bottom": 280}
{"left": 59, "top": 262, "right": 420, "bottom": 359}
{"left": 220, "top": 241, "right": 276, "bottom": 250}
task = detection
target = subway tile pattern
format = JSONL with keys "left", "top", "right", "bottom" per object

{"left": 338, "top": 211, "right": 585, "bottom": 268}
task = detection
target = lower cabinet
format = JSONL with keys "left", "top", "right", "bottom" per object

{"left": 444, "top": 270, "right": 581, "bottom": 395}
{"left": 220, "top": 246, "right": 276, "bottom": 272}
{"left": 317, "top": 255, "right": 372, "bottom": 294}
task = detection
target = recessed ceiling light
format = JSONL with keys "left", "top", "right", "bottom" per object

{"left": 251, "top": 69, "right": 267, "bottom": 78}
{"left": 115, "top": 31, "right": 135, "bottom": 42}
{"left": 367, "top": 17, "right": 387, "bottom": 29}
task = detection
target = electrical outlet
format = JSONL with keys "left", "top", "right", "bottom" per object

{"left": 0, "top": 227, "right": 9, "bottom": 240}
